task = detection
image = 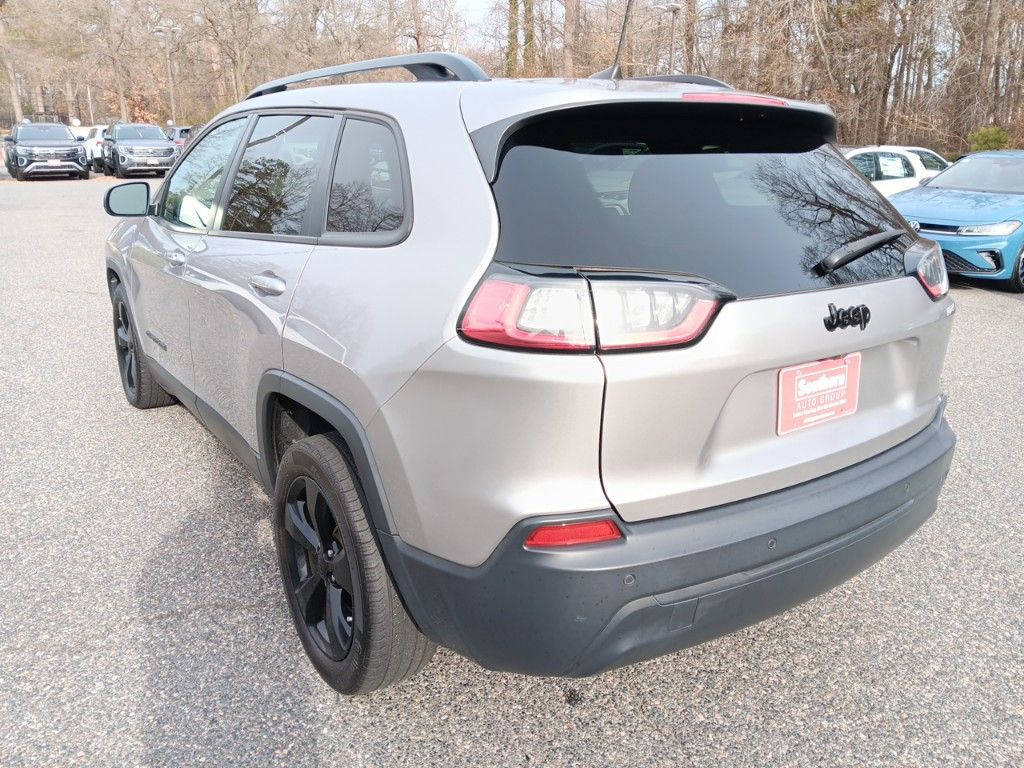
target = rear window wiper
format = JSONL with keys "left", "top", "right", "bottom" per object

{"left": 814, "top": 228, "right": 906, "bottom": 275}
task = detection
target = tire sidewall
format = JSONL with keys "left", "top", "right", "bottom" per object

{"left": 273, "top": 440, "right": 370, "bottom": 691}
{"left": 111, "top": 285, "right": 141, "bottom": 407}
{"left": 1011, "top": 248, "right": 1024, "bottom": 292}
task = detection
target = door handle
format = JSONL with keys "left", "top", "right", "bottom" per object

{"left": 166, "top": 251, "right": 186, "bottom": 267}
{"left": 248, "top": 272, "right": 287, "bottom": 296}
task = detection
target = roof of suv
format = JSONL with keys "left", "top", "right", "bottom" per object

{"left": 224, "top": 72, "right": 834, "bottom": 135}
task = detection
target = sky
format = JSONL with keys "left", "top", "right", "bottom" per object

{"left": 457, "top": 0, "right": 494, "bottom": 28}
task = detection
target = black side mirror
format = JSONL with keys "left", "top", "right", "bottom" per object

{"left": 76, "top": 135, "right": 85, "bottom": 141}
{"left": 105, "top": 182, "right": 150, "bottom": 217}
{"left": 3, "top": 136, "right": 13, "bottom": 143}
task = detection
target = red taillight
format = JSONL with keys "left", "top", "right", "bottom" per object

{"left": 524, "top": 519, "right": 623, "bottom": 548}
{"left": 681, "top": 92, "right": 789, "bottom": 107}
{"left": 459, "top": 276, "right": 596, "bottom": 351}
{"left": 908, "top": 239, "right": 949, "bottom": 300}
{"left": 459, "top": 272, "right": 725, "bottom": 353}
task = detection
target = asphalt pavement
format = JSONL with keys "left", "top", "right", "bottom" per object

{"left": 0, "top": 170, "right": 1022, "bottom": 766}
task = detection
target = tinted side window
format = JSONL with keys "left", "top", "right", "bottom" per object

{"left": 849, "top": 153, "right": 878, "bottom": 181}
{"left": 163, "top": 119, "right": 246, "bottom": 230}
{"left": 221, "top": 114, "right": 335, "bottom": 236}
{"left": 326, "top": 119, "right": 405, "bottom": 233}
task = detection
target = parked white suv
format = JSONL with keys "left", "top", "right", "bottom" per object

{"left": 844, "top": 145, "right": 950, "bottom": 197}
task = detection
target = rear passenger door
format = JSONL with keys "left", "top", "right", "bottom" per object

{"left": 184, "top": 112, "right": 339, "bottom": 455}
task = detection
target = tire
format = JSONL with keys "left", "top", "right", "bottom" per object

{"left": 114, "top": 160, "right": 126, "bottom": 179}
{"left": 79, "top": 167, "right": 90, "bottom": 180}
{"left": 102, "top": 161, "right": 111, "bottom": 177}
{"left": 92, "top": 158, "right": 102, "bottom": 172}
{"left": 13, "top": 167, "right": 23, "bottom": 181}
{"left": 274, "top": 433, "right": 435, "bottom": 694}
{"left": 111, "top": 284, "right": 175, "bottom": 409}
{"left": 1006, "top": 248, "right": 1024, "bottom": 293}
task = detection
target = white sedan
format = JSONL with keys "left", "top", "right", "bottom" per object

{"left": 843, "top": 145, "right": 950, "bottom": 197}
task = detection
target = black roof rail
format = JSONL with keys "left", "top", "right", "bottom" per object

{"left": 629, "top": 74, "right": 733, "bottom": 89}
{"left": 246, "top": 52, "right": 489, "bottom": 100}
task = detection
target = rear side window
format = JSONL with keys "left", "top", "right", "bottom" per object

{"left": 489, "top": 103, "right": 910, "bottom": 298}
{"left": 326, "top": 119, "right": 405, "bottom": 233}
{"left": 911, "top": 149, "right": 948, "bottom": 171}
{"left": 878, "top": 151, "right": 914, "bottom": 179}
{"left": 222, "top": 114, "right": 335, "bottom": 236}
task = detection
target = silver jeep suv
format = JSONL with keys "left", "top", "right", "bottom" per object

{"left": 103, "top": 53, "right": 956, "bottom": 695}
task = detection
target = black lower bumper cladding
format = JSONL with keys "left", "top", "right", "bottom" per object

{"left": 383, "top": 406, "right": 955, "bottom": 677}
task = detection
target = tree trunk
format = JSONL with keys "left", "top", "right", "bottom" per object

{"left": 562, "top": 0, "right": 579, "bottom": 77}
{"left": 523, "top": 0, "right": 535, "bottom": 75}
{"left": 506, "top": 0, "right": 519, "bottom": 77}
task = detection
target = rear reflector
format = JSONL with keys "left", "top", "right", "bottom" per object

{"left": 524, "top": 519, "right": 623, "bottom": 548}
{"left": 681, "top": 92, "right": 789, "bottom": 107}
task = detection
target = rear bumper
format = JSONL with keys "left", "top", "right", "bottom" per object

{"left": 384, "top": 405, "right": 955, "bottom": 677}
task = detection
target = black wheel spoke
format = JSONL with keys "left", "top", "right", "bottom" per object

{"left": 294, "top": 575, "right": 324, "bottom": 624}
{"left": 324, "top": 584, "right": 352, "bottom": 655}
{"left": 284, "top": 501, "right": 320, "bottom": 553}
{"left": 329, "top": 549, "right": 353, "bottom": 594}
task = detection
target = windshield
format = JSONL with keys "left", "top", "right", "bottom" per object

{"left": 18, "top": 124, "right": 75, "bottom": 141}
{"left": 490, "top": 103, "right": 910, "bottom": 298}
{"left": 115, "top": 125, "right": 167, "bottom": 140}
{"left": 927, "top": 155, "right": 1024, "bottom": 194}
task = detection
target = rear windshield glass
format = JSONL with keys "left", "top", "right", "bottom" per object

{"left": 490, "top": 104, "right": 911, "bottom": 298}
{"left": 18, "top": 124, "right": 74, "bottom": 140}
{"left": 926, "top": 154, "right": 1024, "bottom": 194}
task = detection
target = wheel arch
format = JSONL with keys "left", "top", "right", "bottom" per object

{"left": 257, "top": 370, "right": 398, "bottom": 536}
{"left": 105, "top": 259, "right": 123, "bottom": 302}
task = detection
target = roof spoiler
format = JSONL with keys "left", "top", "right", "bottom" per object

{"left": 246, "top": 52, "right": 489, "bottom": 100}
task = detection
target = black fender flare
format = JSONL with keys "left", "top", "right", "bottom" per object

{"left": 256, "top": 370, "right": 397, "bottom": 535}
{"left": 257, "top": 370, "right": 444, "bottom": 640}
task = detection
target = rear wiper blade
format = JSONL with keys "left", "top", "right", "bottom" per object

{"left": 814, "top": 228, "right": 906, "bottom": 275}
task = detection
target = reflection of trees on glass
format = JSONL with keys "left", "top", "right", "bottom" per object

{"left": 163, "top": 120, "right": 245, "bottom": 229}
{"left": 220, "top": 114, "right": 333, "bottom": 236}
{"left": 326, "top": 119, "right": 404, "bottom": 234}
{"left": 223, "top": 157, "right": 316, "bottom": 235}
{"left": 327, "top": 179, "right": 403, "bottom": 232}
{"left": 751, "top": 149, "right": 908, "bottom": 287}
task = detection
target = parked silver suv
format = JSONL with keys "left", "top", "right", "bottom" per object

{"left": 103, "top": 53, "right": 956, "bottom": 695}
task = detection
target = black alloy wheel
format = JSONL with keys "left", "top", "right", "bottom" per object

{"left": 281, "top": 475, "right": 359, "bottom": 661}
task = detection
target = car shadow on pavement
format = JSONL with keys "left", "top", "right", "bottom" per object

{"left": 129, "top": 422, "right": 953, "bottom": 767}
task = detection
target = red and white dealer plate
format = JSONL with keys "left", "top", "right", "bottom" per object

{"left": 777, "top": 352, "right": 862, "bottom": 436}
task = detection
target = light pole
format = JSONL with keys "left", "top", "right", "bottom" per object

{"left": 152, "top": 25, "right": 182, "bottom": 124}
{"left": 653, "top": 4, "right": 682, "bottom": 74}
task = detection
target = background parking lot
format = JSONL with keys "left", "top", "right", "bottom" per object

{"left": 0, "top": 171, "right": 1022, "bottom": 766}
